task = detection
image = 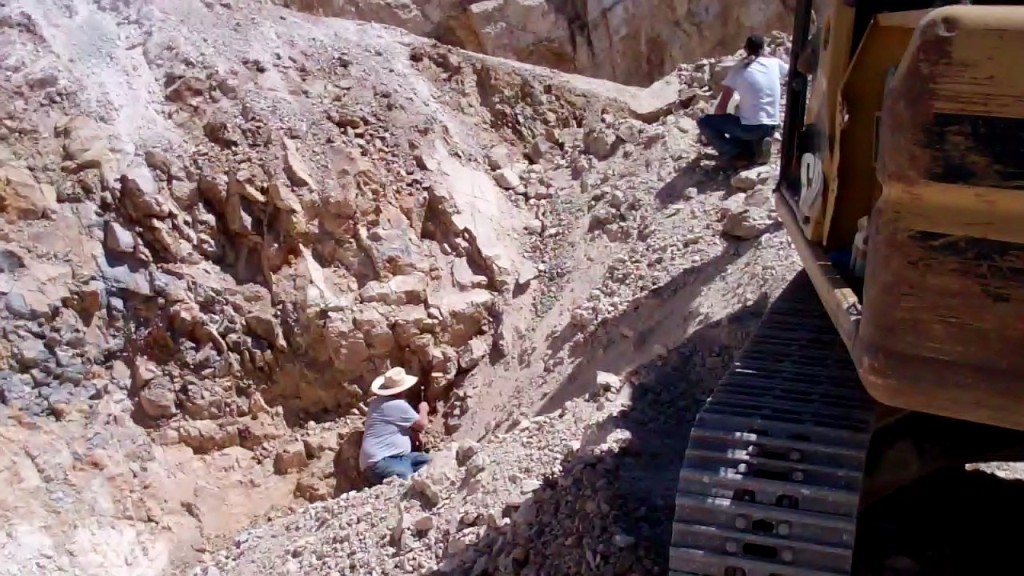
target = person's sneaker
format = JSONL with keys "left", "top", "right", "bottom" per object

{"left": 754, "top": 138, "right": 772, "bottom": 164}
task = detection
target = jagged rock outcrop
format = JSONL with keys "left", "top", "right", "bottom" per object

{"left": 0, "top": 0, "right": 569, "bottom": 432}
{"left": 0, "top": 0, "right": 581, "bottom": 569}
{"left": 276, "top": 0, "right": 795, "bottom": 86}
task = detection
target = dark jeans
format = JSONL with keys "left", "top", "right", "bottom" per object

{"left": 365, "top": 452, "right": 431, "bottom": 485}
{"left": 697, "top": 113, "right": 777, "bottom": 160}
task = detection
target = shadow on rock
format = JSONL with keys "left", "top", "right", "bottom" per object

{"left": 854, "top": 466, "right": 1024, "bottom": 576}
{"left": 653, "top": 159, "right": 722, "bottom": 207}
{"left": 429, "top": 295, "right": 770, "bottom": 575}
{"left": 539, "top": 244, "right": 743, "bottom": 415}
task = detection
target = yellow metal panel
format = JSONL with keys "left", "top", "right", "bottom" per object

{"left": 875, "top": 9, "right": 932, "bottom": 29}
{"left": 931, "top": 33, "right": 1024, "bottom": 118}
{"left": 824, "top": 22, "right": 915, "bottom": 250}
{"left": 861, "top": 5, "right": 1024, "bottom": 429}
{"left": 802, "top": 1, "right": 856, "bottom": 243}
{"left": 880, "top": 6, "right": 1024, "bottom": 120}
{"left": 882, "top": 182, "right": 1024, "bottom": 245}
{"left": 879, "top": 5, "right": 1024, "bottom": 189}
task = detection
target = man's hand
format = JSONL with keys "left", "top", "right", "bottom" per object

{"left": 410, "top": 425, "right": 423, "bottom": 449}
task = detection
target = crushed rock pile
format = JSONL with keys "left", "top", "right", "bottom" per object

{"left": 198, "top": 380, "right": 625, "bottom": 576}
{"left": 195, "top": 137, "right": 801, "bottom": 576}
{"left": 196, "top": 230, "right": 797, "bottom": 575}
{"left": 197, "top": 331, "right": 760, "bottom": 576}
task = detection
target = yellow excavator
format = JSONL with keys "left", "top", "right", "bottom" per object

{"left": 672, "top": 1, "right": 1024, "bottom": 574}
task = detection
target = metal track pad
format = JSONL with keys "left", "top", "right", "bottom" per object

{"left": 670, "top": 272, "right": 875, "bottom": 576}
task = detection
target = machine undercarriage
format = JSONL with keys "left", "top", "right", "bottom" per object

{"left": 669, "top": 272, "right": 1024, "bottom": 575}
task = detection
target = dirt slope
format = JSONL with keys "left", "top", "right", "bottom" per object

{"left": 273, "top": 0, "right": 795, "bottom": 86}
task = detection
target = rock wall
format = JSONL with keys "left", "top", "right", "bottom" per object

{"left": 0, "top": 0, "right": 562, "bottom": 485}
{"left": 0, "top": 0, "right": 652, "bottom": 504}
{"left": 0, "top": 0, "right": 641, "bottom": 568}
{"left": 274, "top": 0, "right": 795, "bottom": 86}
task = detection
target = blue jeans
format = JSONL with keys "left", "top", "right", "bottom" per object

{"left": 365, "top": 452, "right": 431, "bottom": 485}
{"left": 697, "top": 113, "right": 776, "bottom": 160}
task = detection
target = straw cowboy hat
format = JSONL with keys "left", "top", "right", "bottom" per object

{"left": 370, "top": 367, "right": 420, "bottom": 396}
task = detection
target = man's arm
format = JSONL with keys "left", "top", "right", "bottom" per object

{"left": 715, "top": 66, "right": 740, "bottom": 115}
{"left": 390, "top": 399, "right": 430, "bottom": 432}
{"left": 409, "top": 401, "right": 429, "bottom": 432}
{"left": 714, "top": 86, "right": 735, "bottom": 115}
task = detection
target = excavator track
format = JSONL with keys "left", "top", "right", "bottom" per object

{"left": 670, "top": 271, "right": 876, "bottom": 576}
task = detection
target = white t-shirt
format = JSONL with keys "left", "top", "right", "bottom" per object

{"left": 359, "top": 397, "right": 419, "bottom": 470}
{"left": 723, "top": 56, "right": 789, "bottom": 126}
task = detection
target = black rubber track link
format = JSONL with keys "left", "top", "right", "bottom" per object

{"left": 670, "top": 271, "right": 876, "bottom": 576}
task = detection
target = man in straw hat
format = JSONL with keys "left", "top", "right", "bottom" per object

{"left": 359, "top": 366, "right": 432, "bottom": 485}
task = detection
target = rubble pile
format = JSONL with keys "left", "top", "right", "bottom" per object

{"left": 199, "top": 344, "right": 748, "bottom": 576}
{"left": 192, "top": 41, "right": 800, "bottom": 569}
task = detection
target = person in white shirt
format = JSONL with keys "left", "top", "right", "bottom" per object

{"left": 698, "top": 34, "right": 789, "bottom": 168}
{"left": 359, "top": 366, "right": 432, "bottom": 485}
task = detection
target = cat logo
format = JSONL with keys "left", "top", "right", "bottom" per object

{"left": 799, "top": 152, "right": 824, "bottom": 218}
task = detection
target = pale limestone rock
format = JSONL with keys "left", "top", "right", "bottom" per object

{"left": 456, "top": 441, "right": 481, "bottom": 466}
{"left": 139, "top": 377, "right": 178, "bottom": 419}
{"left": 425, "top": 140, "right": 536, "bottom": 289}
{"left": 0, "top": 164, "right": 57, "bottom": 220}
{"left": 595, "top": 371, "right": 623, "bottom": 395}
{"left": 527, "top": 137, "right": 553, "bottom": 163}
{"left": 493, "top": 167, "right": 520, "bottom": 190}
{"left": 283, "top": 139, "right": 316, "bottom": 189}
{"left": 457, "top": 338, "right": 489, "bottom": 370}
{"left": 268, "top": 180, "right": 303, "bottom": 213}
{"left": 412, "top": 515, "right": 435, "bottom": 533}
{"left": 120, "top": 166, "right": 170, "bottom": 218}
{"left": 730, "top": 165, "right": 774, "bottom": 191}
{"left": 274, "top": 441, "right": 310, "bottom": 475}
{"left": 245, "top": 310, "right": 286, "bottom": 350}
{"left": 323, "top": 314, "right": 371, "bottom": 369}
{"left": 723, "top": 206, "right": 775, "bottom": 240}
{"left": 452, "top": 258, "right": 488, "bottom": 290}
{"left": 487, "top": 144, "right": 513, "bottom": 170}
{"left": 302, "top": 432, "right": 340, "bottom": 460}
{"left": 60, "top": 116, "right": 119, "bottom": 182}
{"left": 719, "top": 193, "right": 747, "bottom": 220}
{"left": 354, "top": 305, "right": 395, "bottom": 355}
{"left": 583, "top": 127, "right": 617, "bottom": 160}
{"left": 359, "top": 273, "right": 428, "bottom": 306}
{"left": 104, "top": 221, "right": 135, "bottom": 253}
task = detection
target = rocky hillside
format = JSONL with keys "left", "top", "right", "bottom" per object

{"left": 0, "top": 0, "right": 800, "bottom": 575}
{"left": 273, "top": 0, "right": 795, "bottom": 86}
